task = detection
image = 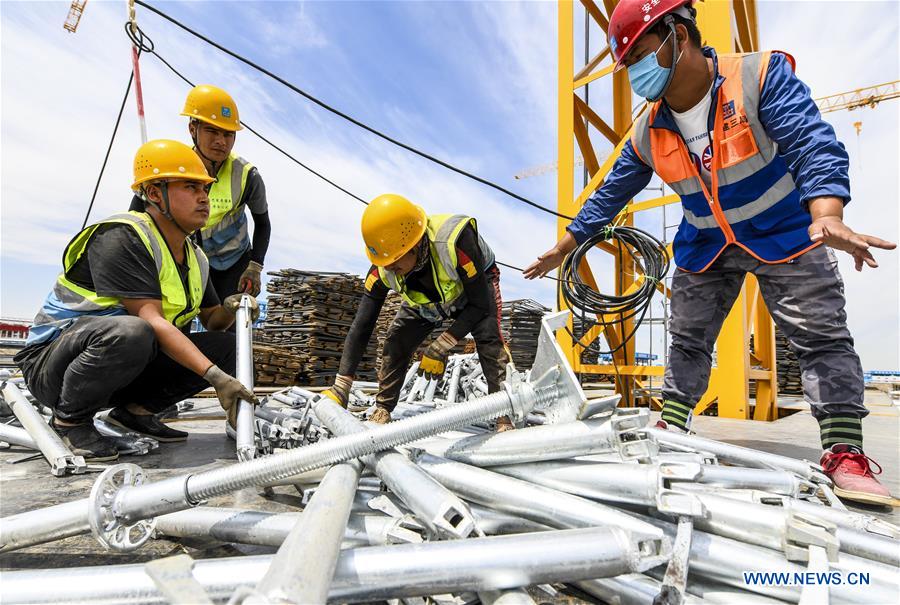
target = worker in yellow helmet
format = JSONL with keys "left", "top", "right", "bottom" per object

{"left": 326, "top": 194, "right": 514, "bottom": 430}
{"left": 129, "top": 85, "right": 271, "bottom": 312}
{"left": 16, "top": 140, "right": 259, "bottom": 461}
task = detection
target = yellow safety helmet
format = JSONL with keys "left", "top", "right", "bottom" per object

{"left": 131, "top": 139, "right": 215, "bottom": 192}
{"left": 361, "top": 194, "right": 427, "bottom": 267}
{"left": 180, "top": 84, "right": 243, "bottom": 132}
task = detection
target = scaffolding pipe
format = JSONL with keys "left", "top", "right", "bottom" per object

{"left": 314, "top": 400, "right": 477, "bottom": 539}
{"left": 0, "top": 526, "right": 663, "bottom": 604}
{"left": 246, "top": 460, "right": 361, "bottom": 605}
{"left": 0, "top": 377, "right": 556, "bottom": 553}
{"left": 235, "top": 294, "right": 256, "bottom": 461}
{"left": 1, "top": 382, "right": 85, "bottom": 476}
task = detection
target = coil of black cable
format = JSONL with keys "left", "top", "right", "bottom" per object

{"left": 559, "top": 225, "right": 670, "bottom": 354}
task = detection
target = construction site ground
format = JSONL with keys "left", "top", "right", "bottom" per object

{"left": 1, "top": 388, "right": 897, "bottom": 574}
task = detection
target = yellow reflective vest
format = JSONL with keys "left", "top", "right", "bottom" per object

{"left": 27, "top": 211, "right": 209, "bottom": 346}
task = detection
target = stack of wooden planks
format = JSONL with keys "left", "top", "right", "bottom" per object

{"left": 256, "top": 270, "right": 379, "bottom": 386}
{"left": 500, "top": 299, "right": 550, "bottom": 371}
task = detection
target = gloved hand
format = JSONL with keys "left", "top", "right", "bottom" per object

{"left": 322, "top": 374, "right": 353, "bottom": 409}
{"left": 238, "top": 261, "right": 264, "bottom": 297}
{"left": 223, "top": 294, "right": 260, "bottom": 322}
{"left": 204, "top": 364, "right": 259, "bottom": 428}
{"left": 419, "top": 332, "right": 457, "bottom": 379}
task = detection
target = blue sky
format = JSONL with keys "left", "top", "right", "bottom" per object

{"left": 1, "top": 1, "right": 897, "bottom": 369}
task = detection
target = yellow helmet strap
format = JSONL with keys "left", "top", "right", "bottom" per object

{"left": 188, "top": 121, "right": 222, "bottom": 176}
{"left": 411, "top": 234, "right": 430, "bottom": 272}
{"left": 145, "top": 181, "right": 193, "bottom": 237}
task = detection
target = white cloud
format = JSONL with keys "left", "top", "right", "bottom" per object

{"left": 0, "top": 1, "right": 557, "bottom": 320}
{"left": 4, "top": 1, "right": 892, "bottom": 373}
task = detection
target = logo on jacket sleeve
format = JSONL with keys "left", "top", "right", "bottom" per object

{"left": 722, "top": 100, "right": 735, "bottom": 119}
{"left": 365, "top": 267, "right": 379, "bottom": 291}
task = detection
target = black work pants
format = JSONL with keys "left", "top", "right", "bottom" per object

{"left": 17, "top": 315, "right": 235, "bottom": 423}
{"left": 377, "top": 267, "right": 510, "bottom": 412}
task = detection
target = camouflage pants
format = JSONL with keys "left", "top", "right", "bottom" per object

{"left": 377, "top": 267, "right": 510, "bottom": 412}
{"left": 663, "top": 245, "right": 867, "bottom": 422}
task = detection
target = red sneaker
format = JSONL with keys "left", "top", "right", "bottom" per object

{"left": 655, "top": 419, "right": 688, "bottom": 434}
{"left": 820, "top": 444, "right": 897, "bottom": 507}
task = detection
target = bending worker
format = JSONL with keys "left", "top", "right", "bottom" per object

{"left": 130, "top": 84, "right": 271, "bottom": 304}
{"left": 525, "top": 0, "right": 896, "bottom": 505}
{"left": 326, "top": 194, "right": 513, "bottom": 429}
{"left": 15, "top": 140, "right": 259, "bottom": 461}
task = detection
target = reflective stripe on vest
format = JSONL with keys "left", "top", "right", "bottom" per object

{"left": 27, "top": 211, "right": 209, "bottom": 346}
{"left": 629, "top": 51, "right": 814, "bottom": 272}
{"left": 378, "top": 214, "right": 495, "bottom": 322}
{"left": 201, "top": 152, "right": 254, "bottom": 269}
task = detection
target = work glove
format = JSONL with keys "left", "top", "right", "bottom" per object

{"left": 204, "top": 364, "right": 259, "bottom": 428}
{"left": 418, "top": 332, "right": 457, "bottom": 379}
{"left": 238, "top": 261, "right": 264, "bottom": 297}
{"left": 223, "top": 294, "right": 260, "bottom": 322}
{"left": 322, "top": 374, "right": 353, "bottom": 409}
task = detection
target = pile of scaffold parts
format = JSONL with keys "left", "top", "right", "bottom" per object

{"left": 0, "top": 312, "right": 898, "bottom": 605}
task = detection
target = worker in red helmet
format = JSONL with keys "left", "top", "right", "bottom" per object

{"left": 526, "top": 1, "right": 896, "bottom": 506}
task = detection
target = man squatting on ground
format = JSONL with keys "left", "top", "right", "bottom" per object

{"left": 15, "top": 140, "right": 259, "bottom": 461}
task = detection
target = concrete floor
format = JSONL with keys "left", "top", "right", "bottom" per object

{"left": 1, "top": 390, "right": 897, "bottom": 575}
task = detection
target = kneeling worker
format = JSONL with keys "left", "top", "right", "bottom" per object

{"left": 326, "top": 194, "right": 513, "bottom": 429}
{"left": 14, "top": 140, "right": 258, "bottom": 461}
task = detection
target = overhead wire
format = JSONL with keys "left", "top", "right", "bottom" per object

{"left": 126, "top": 23, "right": 370, "bottom": 206}
{"left": 81, "top": 70, "right": 134, "bottom": 229}
{"left": 92, "top": 10, "right": 671, "bottom": 373}
{"left": 127, "top": 21, "right": 573, "bottom": 284}
{"left": 133, "top": 0, "right": 573, "bottom": 220}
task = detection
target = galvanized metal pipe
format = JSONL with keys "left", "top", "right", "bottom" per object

{"left": 0, "top": 422, "right": 37, "bottom": 449}
{"left": 490, "top": 459, "right": 686, "bottom": 508}
{"left": 0, "top": 378, "right": 555, "bottom": 552}
{"left": 0, "top": 526, "right": 663, "bottom": 604}
{"left": 467, "top": 503, "right": 551, "bottom": 536}
{"left": 424, "top": 411, "right": 653, "bottom": 467}
{"left": 694, "top": 464, "right": 816, "bottom": 498}
{"left": 477, "top": 589, "right": 536, "bottom": 605}
{"left": 446, "top": 358, "right": 463, "bottom": 404}
{"left": 413, "top": 452, "right": 668, "bottom": 546}
{"left": 757, "top": 494, "right": 900, "bottom": 539}
{"left": 1, "top": 382, "right": 85, "bottom": 476}
{"left": 644, "top": 516, "right": 900, "bottom": 604}
{"left": 573, "top": 574, "right": 704, "bottom": 605}
{"left": 647, "top": 428, "right": 828, "bottom": 482}
{"left": 248, "top": 460, "right": 361, "bottom": 605}
{"left": 154, "top": 507, "right": 418, "bottom": 549}
{"left": 0, "top": 499, "right": 91, "bottom": 552}
{"left": 314, "top": 401, "right": 476, "bottom": 539}
{"left": 235, "top": 295, "right": 257, "bottom": 461}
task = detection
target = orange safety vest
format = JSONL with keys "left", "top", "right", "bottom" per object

{"left": 631, "top": 51, "right": 819, "bottom": 272}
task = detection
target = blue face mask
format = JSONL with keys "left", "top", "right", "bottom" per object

{"left": 627, "top": 31, "right": 680, "bottom": 101}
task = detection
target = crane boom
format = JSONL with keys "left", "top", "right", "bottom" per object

{"left": 815, "top": 80, "right": 899, "bottom": 114}
{"left": 63, "top": 1, "right": 88, "bottom": 33}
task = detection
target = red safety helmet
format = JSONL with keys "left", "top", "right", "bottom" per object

{"left": 608, "top": 0, "right": 696, "bottom": 70}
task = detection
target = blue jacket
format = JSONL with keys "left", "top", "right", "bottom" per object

{"left": 568, "top": 47, "right": 850, "bottom": 270}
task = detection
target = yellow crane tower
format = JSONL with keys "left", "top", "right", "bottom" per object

{"left": 554, "top": 1, "right": 898, "bottom": 423}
